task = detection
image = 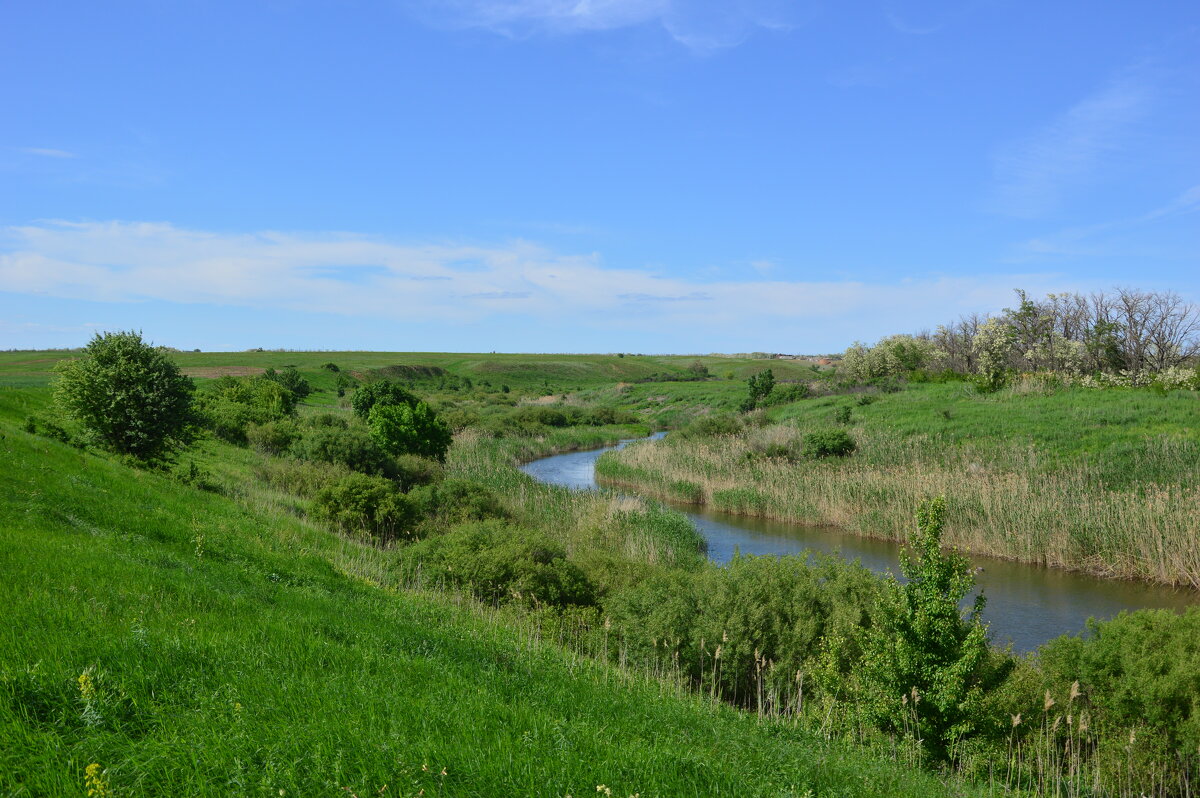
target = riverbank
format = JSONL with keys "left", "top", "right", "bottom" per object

{"left": 596, "top": 385, "right": 1200, "bottom": 588}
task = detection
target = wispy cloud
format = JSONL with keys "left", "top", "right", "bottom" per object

{"left": 1014, "top": 184, "right": 1200, "bottom": 259}
{"left": 20, "top": 147, "right": 77, "bottom": 158}
{"left": 0, "top": 220, "right": 1074, "bottom": 350}
{"left": 409, "top": 0, "right": 805, "bottom": 51}
{"left": 989, "top": 68, "right": 1155, "bottom": 217}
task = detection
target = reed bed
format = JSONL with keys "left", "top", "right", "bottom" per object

{"left": 597, "top": 425, "right": 1200, "bottom": 587}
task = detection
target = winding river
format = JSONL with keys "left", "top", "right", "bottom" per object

{"left": 520, "top": 434, "right": 1198, "bottom": 653}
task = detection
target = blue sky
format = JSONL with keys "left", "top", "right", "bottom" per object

{"left": 2, "top": 0, "right": 1197, "bottom": 353}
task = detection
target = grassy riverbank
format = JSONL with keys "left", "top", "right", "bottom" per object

{"left": 0, "top": 406, "right": 973, "bottom": 797}
{"left": 597, "top": 380, "right": 1200, "bottom": 587}
{"left": 5, "top": 348, "right": 1199, "bottom": 795}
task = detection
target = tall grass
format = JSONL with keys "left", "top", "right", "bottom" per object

{"left": 597, "top": 424, "right": 1200, "bottom": 586}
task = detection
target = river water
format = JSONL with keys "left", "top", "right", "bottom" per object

{"left": 520, "top": 434, "right": 1198, "bottom": 653}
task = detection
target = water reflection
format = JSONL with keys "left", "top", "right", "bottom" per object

{"left": 519, "top": 436, "right": 1197, "bottom": 652}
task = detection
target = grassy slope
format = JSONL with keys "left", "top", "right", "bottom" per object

{"left": 0, "top": 404, "right": 965, "bottom": 796}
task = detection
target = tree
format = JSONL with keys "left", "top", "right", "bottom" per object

{"left": 857, "top": 497, "right": 1011, "bottom": 761}
{"left": 351, "top": 380, "right": 419, "bottom": 420}
{"left": 54, "top": 331, "right": 195, "bottom": 460}
{"left": 264, "top": 366, "right": 312, "bottom": 399}
{"left": 368, "top": 401, "right": 453, "bottom": 461}
{"left": 740, "top": 368, "right": 775, "bottom": 411}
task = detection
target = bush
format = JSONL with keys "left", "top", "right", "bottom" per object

{"left": 197, "top": 377, "right": 298, "bottom": 445}
{"left": 410, "top": 521, "right": 595, "bottom": 608}
{"left": 760, "top": 383, "right": 809, "bottom": 407}
{"left": 679, "top": 413, "right": 743, "bottom": 439}
{"left": 264, "top": 366, "right": 312, "bottom": 399}
{"left": 310, "top": 473, "right": 418, "bottom": 543}
{"left": 392, "top": 454, "right": 444, "bottom": 491}
{"left": 291, "top": 425, "right": 394, "bottom": 476}
{"left": 1039, "top": 606, "right": 1200, "bottom": 762}
{"left": 53, "top": 331, "right": 196, "bottom": 460}
{"left": 800, "top": 429, "right": 856, "bottom": 458}
{"left": 833, "top": 406, "right": 852, "bottom": 425}
{"left": 408, "top": 478, "right": 505, "bottom": 525}
{"left": 351, "top": 380, "right": 418, "bottom": 420}
{"left": 368, "top": 401, "right": 453, "bottom": 461}
{"left": 245, "top": 419, "right": 301, "bottom": 455}
{"left": 254, "top": 457, "right": 351, "bottom": 498}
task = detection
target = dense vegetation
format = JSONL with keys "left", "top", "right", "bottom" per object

{"left": 2, "top": 342, "right": 1198, "bottom": 796}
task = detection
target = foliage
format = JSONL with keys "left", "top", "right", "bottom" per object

{"left": 971, "top": 318, "right": 1016, "bottom": 392}
{"left": 290, "top": 423, "right": 394, "bottom": 476}
{"left": 740, "top": 369, "right": 775, "bottom": 411}
{"left": 840, "top": 335, "right": 946, "bottom": 382}
{"left": 309, "top": 472, "right": 418, "bottom": 543}
{"left": 679, "top": 413, "right": 743, "bottom": 439}
{"left": 1040, "top": 606, "right": 1200, "bottom": 759}
{"left": 854, "top": 497, "right": 1012, "bottom": 761}
{"left": 368, "top": 401, "right": 453, "bottom": 461}
{"left": 53, "top": 330, "right": 195, "bottom": 460}
{"left": 410, "top": 520, "right": 596, "bottom": 608}
{"left": 801, "top": 429, "right": 856, "bottom": 458}
{"left": 408, "top": 478, "right": 506, "bottom": 525}
{"left": 351, "top": 379, "right": 418, "bottom": 420}
{"left": 263, "top": 366, "right": 312, "bottom": 399}
{"left": 245, "top": 419, "right": 301, "bottom": 455}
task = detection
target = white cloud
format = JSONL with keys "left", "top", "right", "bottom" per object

{"left": 410, "top": 0, "right": 804, "bottom": 51}
{"left": 0, "top": 220, "right": 1070, "bottom": 350}
{"left": 989, "top": 69, "right": 1154, "bottom": 217}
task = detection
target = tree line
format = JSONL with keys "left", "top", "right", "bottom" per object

{"left": 841, "top": 288, "right": 1200, "bottom": 390}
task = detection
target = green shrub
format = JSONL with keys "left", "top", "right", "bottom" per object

{"left": 197, "top": 376, "right": 297, "bottom": 444}
{"left": 801, "top": 429, "right": 856, "bottom": 458}
{"left": 264, "top": 366, "right": 312, "bottom": 399}
{"left": 351, "top": 380, "right": 418, "bottom": 420}
{"left": 410, "top": 521, "right": 595, "bottom": 608}
{"left": 291, "top": 425, "right": 394, "bottom": 476}
{"left": 409, "top": 478, "right": 505, "bottom": 525}
{"left": 254, "top": 457, "right": 352, "bottom": 498}
{"left": 245, "top": 419, "right": 301, "bottom": 455}
{"left": 680, "top": 413, "right": 743, "bottom": 439}
{"left": 1039, "top": 606, "right": 1200, "bottom": 763}
{"left": 310, "top": 473, "right": 418, "bottom": 543}
{"left": 392, "top": 454, "right": 444, "bottom": 491}
{"left": 833, "top": 406, "right": 852, "bottom": 425}
{"left": 368, "top": 401, "right": 453, "bottom": 461}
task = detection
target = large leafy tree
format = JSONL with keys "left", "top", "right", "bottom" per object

{"left": 54, "top": 331, "right": 195, "bottom": 460}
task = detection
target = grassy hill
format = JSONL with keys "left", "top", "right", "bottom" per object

{"left": 0, "top": 361, "right": 967, "bottom": 796}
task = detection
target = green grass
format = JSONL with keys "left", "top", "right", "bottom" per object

{"left": 596, "top": 380, "right": 1200, "bottom": 585}
{"left": 0, "top": 416, "right": 969, "bottom": 796}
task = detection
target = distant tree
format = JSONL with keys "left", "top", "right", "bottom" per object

{"left": 351, "top": 380, "right": 418, "bottom": 420}
{"left": 264, "top": 366, "right": 312, "bottom": 399}
{"left": 368, "top": 401, "right": 453, "bottom": 461}
{"left": 687, "top": 360, "right": 711, "bottom": 379}
{"left": 54, "top": 330, "right": 195, "bottom": 460}
{"left": 740, "top": 369, "right": 775, "bottom": 411}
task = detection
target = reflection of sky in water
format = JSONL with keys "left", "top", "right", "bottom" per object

{"left": 520, "top": 437, "right": 1198, "bottom": 653}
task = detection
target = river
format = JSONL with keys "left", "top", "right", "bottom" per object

{"left": 520, "top": 434, "right": 1198, "bottom": 653}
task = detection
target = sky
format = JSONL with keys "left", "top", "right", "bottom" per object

{"left": 1, "top": 0, "right": 1197, "bottom": 354}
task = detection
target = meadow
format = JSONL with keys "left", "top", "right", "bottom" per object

{"left": 597, "top": 379, "right": 1200, "bottom": 586}
{"left": 3, "top": 348, "right": 1198, "bottom": 796}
